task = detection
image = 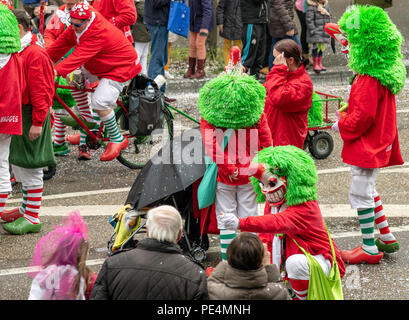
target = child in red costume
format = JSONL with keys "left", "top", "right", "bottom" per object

{"left": 328, "top": 6, "right": 405, "bottom": 264}
{"left": 263, "top": 39, "right": 313, "bottom": 149}
{"left": 0, "top": 4, "right": 24, "bottom": 226}
{"left": 217, "top": 145, "right": 345, "bottom": 300}
{"left": 2, "top": 9, "right": 56, "bottom": 235}
{"left": 47, "top": 3, "right": 141, "bottom": 162}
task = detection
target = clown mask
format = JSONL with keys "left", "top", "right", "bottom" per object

{"left": 258, "top": 166, "right": 287, "bottom": 207}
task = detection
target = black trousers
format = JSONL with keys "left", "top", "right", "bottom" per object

{"left": 295, "top": 9, "right": 310, "bottom": 55}
{"left": 241, "top": 23, "right": 266, "bottom": 75}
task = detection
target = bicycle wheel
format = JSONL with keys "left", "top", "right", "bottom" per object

{"left": 115, "top": 106, "right": 174, "bottom": 169}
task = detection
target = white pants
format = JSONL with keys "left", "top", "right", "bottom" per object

{"left": 215, "top": 182, "right": 258, "bottom": 218}
{"left": 286, "top": 254, "right": 332, "bottom": 280}
{"left": 134, "top": 42, "right": 149, "bottom": 76}
{"left": 0, "top": 134, "right": 11, "bottom": 193}
{"left": 12, "top": 165, "right": 43, "bottom": 188}
{"left": 91, "top": 78, "right": 129, "bottom": 111}
{"left": 349, "top": 165, "right": 378, "bottom": 209}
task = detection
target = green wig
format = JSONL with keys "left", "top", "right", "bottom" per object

{"left": 250, "top": 145, "right": 318, "bottom": 207}
{"left": 338, "top": 5, "right": 406, "bottom": 95}
{"left": 0, "top": 4, "right": 21, "bottom": 54}
{"left": 52, "top": 77, "right": 77, "bottom": 110}
{"left": 308, "top": 91, "right": 323, "bottom": 128}
{"left": 197, "top": 73, "right": 266, "bottom": 129}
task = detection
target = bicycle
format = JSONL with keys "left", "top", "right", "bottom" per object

{"left": 53, "top": 75, "right": 200, "bottom": 172}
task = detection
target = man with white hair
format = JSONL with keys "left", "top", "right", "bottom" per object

{"left": 91, "top": 205, "right": 208, "bottom": 300}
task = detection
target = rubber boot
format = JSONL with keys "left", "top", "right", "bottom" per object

{"left": 183, "top": 57, "right": 196, "bottom": 78}
{"left": 313, "top": 56, "right": 321, "bottom": 74}
{"left": 318, "top": 56, "right": 327, "bottom": 71}
{"left": 191, "top": 59, "right": 206, "bottom": 79}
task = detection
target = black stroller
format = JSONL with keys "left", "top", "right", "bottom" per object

{"left": 107, "top": 127, "right": 211, "bottom": 263}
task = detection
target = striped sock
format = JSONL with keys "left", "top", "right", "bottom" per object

{"left": 100, "top": 110, "right": 124, "bottom": 143}
{"left": 71, "top": 90, "right": 94, "bottom": 122}
{"left": 54, "top": 114, "right": 66, "bottom": 145}
{"left": 289, "top": 279, "right": 309, "bottom": 300}
{"left": 374, "top": 194, "right": 396, "bottom": 244}
{"left": 24, "top": 186, "right": 43, "bottom": 224}
{"left": 358, "top": 208, "right": 378, "bottom": 255}
{"left": 219, "top": 229, "right": 236, "bottom": 261}
{"left": 79, "top": 130, "right": 87, "bottom": 145}
{"left": 0, "top": 193, "right": 8, "bottom": 215}
{"left": 20, "top": 186, "right": 27, "bottom": 214}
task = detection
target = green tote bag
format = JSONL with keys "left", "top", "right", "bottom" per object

{"left": 197, "top": 129, "right": 233, "bottom": 210}
{"left": 292, "top": 223, "right": 344, "bottom": 300}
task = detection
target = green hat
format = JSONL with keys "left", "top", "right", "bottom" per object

{"left": 338, "top": 5, "right": 406, "bottom": 95}
{"left": 197, "top": 72, "right": 266, "bottom": 129}
{"left": 0, "top": 4, "right": 21, "bottom": 54}
{"left": 250, "top": 145, "right": 318, "bottom": 206}
{"left": 52, "top": 77, "right": 77, "bottom": 110}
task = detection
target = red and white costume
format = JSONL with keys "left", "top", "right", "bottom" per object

{"left": 90, "top": 0, "right": 136, "bottom": 43}
{"left": 47, "top": 9, "right": 141, "bottom": 111}
{"left": 44, "top": 4, "right": 72, "bottom": 50}
{"left": 263, "top": 64, "right": 313, "bottom": 149}
{"left": 0, "top": 53, "right": 24, "bottom": 196}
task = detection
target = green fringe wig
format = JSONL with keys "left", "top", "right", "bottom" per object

{"left": 338, "top": 5, "right": 406, "bottom": 95}
{"left": 308, "top": 91, "right": 323, "bottom": 128}
{"left": 197, "top": 73, "right": 266, "bottom": 129}
{"left": 0, "top": 4, "right": 21, "bottom": 54}
{"left": 250, "top": 145, "right": 318, "bottom": 207}
{"left": 52, "top": 77, "right": 77, "bottom": 110}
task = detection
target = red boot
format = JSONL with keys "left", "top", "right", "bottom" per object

{"left": 66, "top": 133, "right": 80, "bottom": 145}
{"left": 100, "top": 137, "right": 128, "bottom": 161}
{"left": 1, "top": 207, "right": 23, "bottom": 222}
{"left": 341, "top": 246, "right": 383, "bottom": 264}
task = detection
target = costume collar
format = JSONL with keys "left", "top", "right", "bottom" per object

{"left": 0, "top": 54, "right": 11, "bottom": 70}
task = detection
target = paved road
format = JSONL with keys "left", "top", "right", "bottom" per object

{"left": 1, "top": 81, "right": 409, "bottom": 300}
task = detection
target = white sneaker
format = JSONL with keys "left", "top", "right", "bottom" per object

{"left": 165, "top": 70, "right": 175, "bottom": 79}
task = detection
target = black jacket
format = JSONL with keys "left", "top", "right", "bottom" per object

{"left": 216, "top": 0, "right": 242, "bottom": 40}
{"left": 240, "top": 0, "right": 268, "bottom": 25}
{"left": 268, "top": 0, "right": 298, "bottom": 38}
{"left": 143, "top": 0, "right": 170, "bottom": 26}
{"left": 133, "top": 1, "right": 151, "bottom": 42}
{"left": 90, "top": 238, "right": 208, "bottom": 300}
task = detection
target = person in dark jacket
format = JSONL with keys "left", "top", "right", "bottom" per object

{"left": 267, "top": 0, "right": 302, "bottom": 70}
{"left": 240, "top": 0, "right": 268, "bottom": 77}
{"left": 305, "top": 0, "right": 331, "bottom": 73}
{"left": 90, "top": 205, "right": 208, "bottom": 300}
{"left": 183, "top": 0, "right": 214, "bottom": 79}
{"left": 133, "top": 0, "right": 150, "bottom": 75}
{"left": 144, "top": 0, "right": 170, "bottom": 93}
{"left": 208, "top": 232, "right": 291, "bottom": 300}
{"left": 216, "top": 0, "right": 242, "bottom": 66}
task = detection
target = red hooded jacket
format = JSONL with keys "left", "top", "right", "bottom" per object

{"left": 47, "top": 10, "right": 141, "bottom": 82}
{"left": 338, "top": 74, "right": 403, "bottom": 168}
{"left": 200, "top": 113, "right": 272, "bottom": 186}
{"left": 239, "top": 200, "right": 346, "bottom": 278}
{"left": 263, "top": 64, "right": 313, "bottom": 149}
{"left": 0, "top": 53, "right": 24, "bottom": 135}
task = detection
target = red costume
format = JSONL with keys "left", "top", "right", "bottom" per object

{"left": 20, "top": 34, "right": 55, "bottom": 126}
{"left": 263, "top": 64, "right": 313, "bottom": 149}
{"left": 91, "top": 0, "right": 136, "bottom": 43}
{"left": 200, "top": 113, "right": 272, "bottom": 186}
{"left": 44, "top": 5, "right": 70, "bottom": 50}
{"left": 0, "top": 53, "right": 24, "bottom": 135}
{"left": 338, "top": 75, "right": 403, "bottom": 168}
{"left": 47, "top": 10, "right": 141, "bottom": 81}
{"left": 240, "top": 200, "right": 346, "bottom": 278}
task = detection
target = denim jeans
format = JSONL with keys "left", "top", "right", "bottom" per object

{"left": 146, "top": 24, "right": 169, "bottom": 93}
{"left": 268, "top": 35, "right": 302, "bottom": 70}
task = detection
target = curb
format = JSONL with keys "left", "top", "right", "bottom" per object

{"left": 166, "top": 62, "right": 409, "bottom": 94}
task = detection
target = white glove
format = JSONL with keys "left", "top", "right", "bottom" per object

{"left": 331, "top": 120, "right": 339, "bottom": 133}
{"left": 217, "top": 212, "right": 239, "bottom": 230}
